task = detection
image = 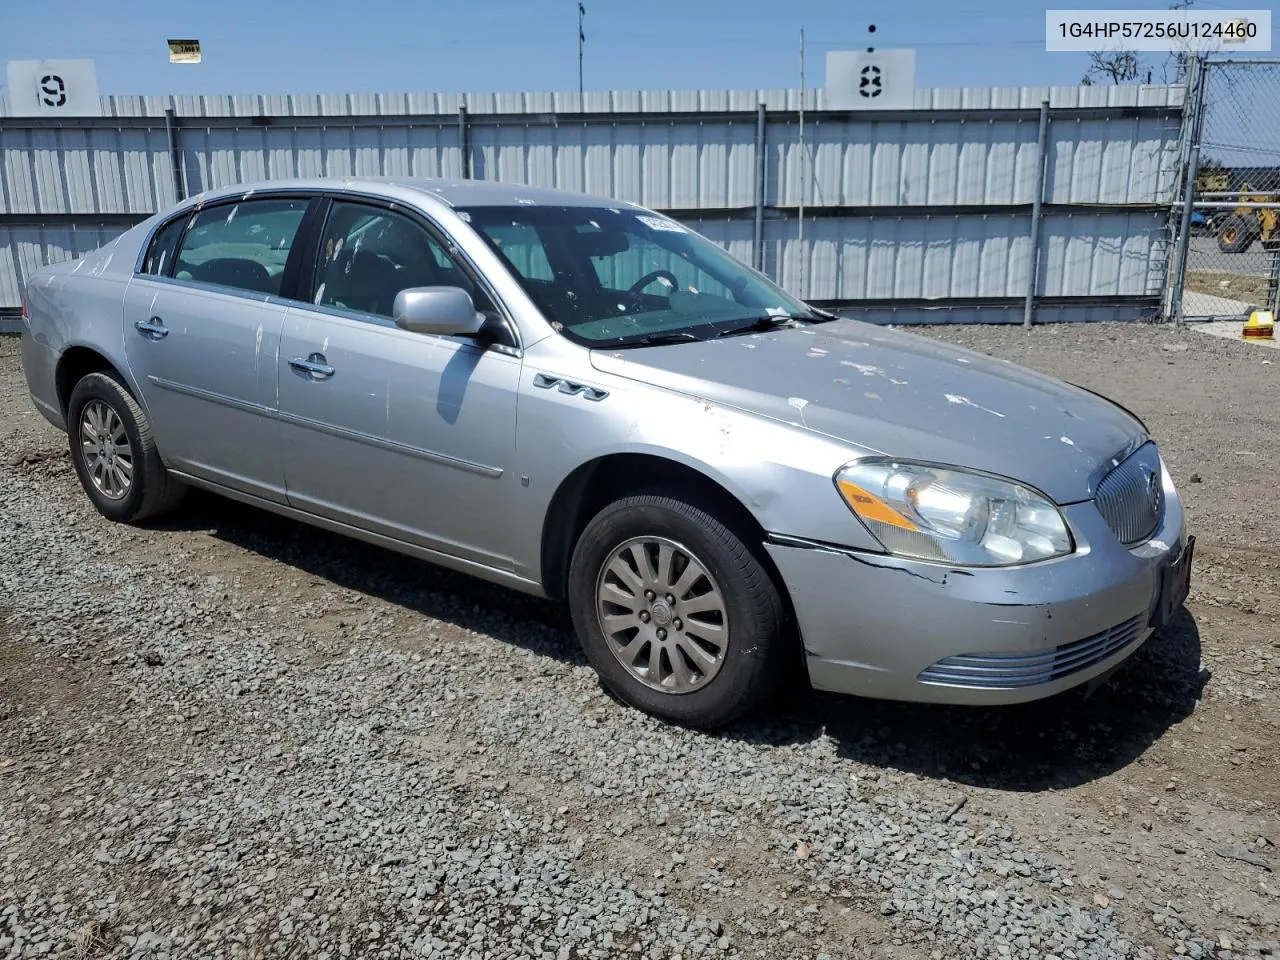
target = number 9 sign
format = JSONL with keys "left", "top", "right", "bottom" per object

{"left": 5, "top": 59, "right": 101, "bottom": 116}
{"left": 40, "top": 75, "right": 68, "bottom": 108}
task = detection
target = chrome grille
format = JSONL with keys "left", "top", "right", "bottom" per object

{"left": 1095, "top": 443, "right": 1163, "bottom": 546}
{"left": 918, "top": 615, "right": 1146, "bottom": 689}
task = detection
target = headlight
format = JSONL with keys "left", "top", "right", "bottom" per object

{"left": 835, "top": 460, "right": 1072, "bottom": 566}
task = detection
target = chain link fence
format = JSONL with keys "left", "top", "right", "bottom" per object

{"left": 1174, "top": 58, "right": 1280, "bottom": 320}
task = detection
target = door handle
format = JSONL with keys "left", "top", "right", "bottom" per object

{"left": 134, "top": 316, "right": 169, "bottom": 339}
{"left": 289, "top": 353, "right": 335, "bottom": 379}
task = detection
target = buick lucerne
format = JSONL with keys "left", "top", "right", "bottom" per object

{"left": 21, "top": 178, "right": 1193, "bottom": 727}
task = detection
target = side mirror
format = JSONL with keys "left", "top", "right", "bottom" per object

{"left": 392, "top": 286, "right": 485, "bottom": 336}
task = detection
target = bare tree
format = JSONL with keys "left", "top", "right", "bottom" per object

{"left": 1081, "top": 0, "right": 1193, "bottom": 85}
{"left": 1082, "top": 50, "right": 1142, "bottom": 85}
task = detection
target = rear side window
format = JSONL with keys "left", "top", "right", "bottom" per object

{"left": 174, "top": 198, "right": 309, "bottom": 296}
{"left": 141, "top": 215, "right": 189, "bottom": 276}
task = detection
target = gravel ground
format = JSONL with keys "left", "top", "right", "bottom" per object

{"left": 1, "top": 322, "right": 1277, "bottom": 960}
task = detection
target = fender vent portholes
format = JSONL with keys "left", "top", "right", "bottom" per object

{"left": 533, "top": 373, "right": 609, "bottom": 402}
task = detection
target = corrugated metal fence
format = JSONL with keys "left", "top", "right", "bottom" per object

{"left": 0, "top": 83, "right": 1185, "bottom": 329}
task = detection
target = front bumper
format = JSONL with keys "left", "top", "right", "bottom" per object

{"left": 766, "top": 473, "right": 1187, "bottom": 705}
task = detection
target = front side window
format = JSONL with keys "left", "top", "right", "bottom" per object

{"left": 174, "top": 198, "right": 309, "bottom": 295}
{"left": 458, "top": 205, "right": 815, "bottom": 347}
{"left": 313, "top": 202, "right": 489, "bottom": 320}
{"left": 141, "top": 214, "right": 189, "bottom": 276}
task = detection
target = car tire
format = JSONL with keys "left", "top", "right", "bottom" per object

{"left": 1217, "top": 214, "right": 1258, "bottom": 254}
{"left": 568, "top": 491, "right": 787, "bottom": 728}
{"left": 67, "top": 371, "right": 186, "bottom": 524}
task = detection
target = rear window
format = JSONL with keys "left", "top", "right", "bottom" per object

{"left": 141, "top": 215, "right": 189, "bottom": 276}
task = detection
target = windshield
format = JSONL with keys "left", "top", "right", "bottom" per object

{"left": 457, "top": 205, "right": 817, "bottom": 346}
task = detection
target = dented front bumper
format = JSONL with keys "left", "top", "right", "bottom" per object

{"left": 765, "top": 481, "right": 1187, "bottom": 706}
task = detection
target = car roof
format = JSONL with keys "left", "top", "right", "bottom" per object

{"left": 187, "top": 176, "right": 640, "bottom": 211}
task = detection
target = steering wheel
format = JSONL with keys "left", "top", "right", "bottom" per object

{"left": 628, "top": 270, "right": 680, "bottom": 296}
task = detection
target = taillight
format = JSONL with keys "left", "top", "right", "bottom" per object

{"left": 20, "top": 285, "right": 29, "bottom": 322}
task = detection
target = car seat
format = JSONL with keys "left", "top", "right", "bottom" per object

{"left": 192, "top": 257, "right": 277, "bottom": 294}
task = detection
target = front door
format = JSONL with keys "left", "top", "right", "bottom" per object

{"left": 123, "top": 196, "right": 313, "bottom": 502}
{"left": 276, "top": 200, "right": 522, "bottom": 569}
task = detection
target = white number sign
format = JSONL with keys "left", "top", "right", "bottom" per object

{"left": 5, "top": 59, "right": 102, "bottom": 117}
{"left": 825, "top": 50, "right": 916, "bottom": 111}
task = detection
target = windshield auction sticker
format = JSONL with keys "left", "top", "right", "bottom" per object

{"left": 1046, "top": 9, "right": 1271, "bottom": 51}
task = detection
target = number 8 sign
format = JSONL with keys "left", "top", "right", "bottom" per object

{"left": 859, "top": 65, "right": 883, "bottom": 98}
{"left": 825, "top": 49, "right": 916, "bottom": 111}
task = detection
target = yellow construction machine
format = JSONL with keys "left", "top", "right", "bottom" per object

{"left": 1216, "top": 182, "right": 1280, "bottom": 254}
{"left": 1196, "top": 167, "right": 1230, "bottom": 194}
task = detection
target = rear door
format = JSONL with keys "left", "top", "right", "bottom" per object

{"left": 123, "top": 195, "right": 318, "bottom": 502}
{"left": 276, "top": 197, "right": 523, "bottom": 569}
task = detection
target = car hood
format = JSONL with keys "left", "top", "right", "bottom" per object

{"left": 589, "top": 319, "right": 1146, "bottom": 504}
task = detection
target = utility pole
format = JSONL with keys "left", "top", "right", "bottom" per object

{"left": 578, "top": 3, "right": 586, "bottom": 105}
{"left": 797, "top": 27, "right": 807, "bottom": 300}
{"left": 1168, "top": 0, "right": 1196, "bottom": 84}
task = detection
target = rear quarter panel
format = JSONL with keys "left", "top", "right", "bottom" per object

{"left": 22, "top": 225, "right": 154, "bottom": 426}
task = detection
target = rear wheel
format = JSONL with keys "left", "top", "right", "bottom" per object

{"left": 1217, "top": 214, "right": 1259, "bottom": 254}
{"left": 568, "top": 492, "right": 787, "bottom": 728}
{"left": 67, "top": 371, "right": 186, "bottom": 523}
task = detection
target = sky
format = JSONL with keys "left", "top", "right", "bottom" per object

{"left": 4, "top": 0, "right": 1271, "bottom": 99}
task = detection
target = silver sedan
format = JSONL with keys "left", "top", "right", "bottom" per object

{"left": 20, "top": 177, "right": 1193, "bottom": 727}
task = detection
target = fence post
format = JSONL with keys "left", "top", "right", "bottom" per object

{"left": 458, "top": 106, "right": 472, "bottom": 179}
{"left": 754, "top": 103, "right": 766, "bottom": 272}
{"left": 164, "top": 107, "right": 186, "bottom": 202}
{"left": 1268, "top": 247, "right": 1280, "bottom": 316}
{"left": 1023, "top": 99, "right": 1051, "bottom": 329}
{"left": 1169, "top": 144, "right": 1201, "bottom": 324}
{"left": 1169, "top": 57, "right": 1211, "bottom": 324}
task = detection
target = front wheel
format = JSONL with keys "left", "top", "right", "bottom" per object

{"left": 1217, "top": 214, "right": 1258, "bottom": 254}
{"left": 568, "top": 492, "right": 787, "bottom": 728}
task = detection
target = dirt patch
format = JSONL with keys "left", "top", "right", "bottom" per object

{"left": 1185, "top": 270, "right": 1273, "bottom": 308}
{"left": 0, "top": 604, "right": 115, "bottom": 734}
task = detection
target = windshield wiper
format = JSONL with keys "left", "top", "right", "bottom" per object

{"left": 714, "top": 314, "right": 812, "bottom": 338}
{"left": 610, "top": 311, "right": 833, "bottom": 348}
{"left": 616, "top": 331, "right": 704, "bottom": 347}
